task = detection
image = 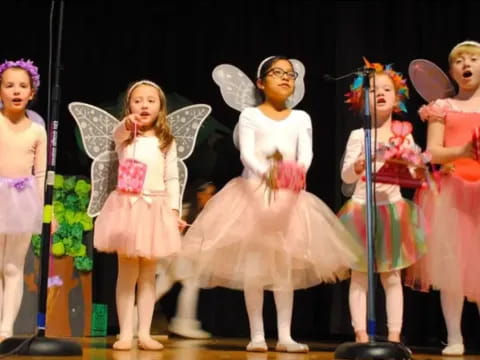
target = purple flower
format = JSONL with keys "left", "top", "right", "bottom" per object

{"left": 10, "top": 178, "right": 30, "bottom": 191}
{"left": 0, "top": 59, "right": 40, "bottom": 89}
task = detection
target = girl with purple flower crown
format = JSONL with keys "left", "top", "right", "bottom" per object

{"left": 0, "top": 59, "right": 46, "bottom": 342}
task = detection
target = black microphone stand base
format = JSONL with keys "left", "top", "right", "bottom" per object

{"left": 335, "top": 340, "right": 412, "bottom": 360}
{"left": 0, "top": 333, "right": 82, "bottom": 356}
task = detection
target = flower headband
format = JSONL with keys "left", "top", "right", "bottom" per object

{"left": 0, "top": 59, "right": 40, "bottom": 89}
{"left": 345, "top": 57, "right": 409, "bottom": 113}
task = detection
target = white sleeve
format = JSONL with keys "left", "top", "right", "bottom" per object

{"left": 113, "top": 120, "right": 132, "bottom": 149}
{"left": 238, "top": 113, "right": 269, "bottom": 177}
{"left": 341, "top": 130, "right": 363, "bottom": 184}
{"left": 297, "top": 113, "right": 313, "bottom": 170}
{"left": 164, "top": 141, "right": 180, "bottom": 211}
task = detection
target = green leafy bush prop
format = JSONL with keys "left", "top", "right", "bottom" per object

{"left": 32, "top": 175, "right": 93, "bottom": 272}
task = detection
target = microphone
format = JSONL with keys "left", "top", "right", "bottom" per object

{"left": 322, "top": 70, "right": 361, "bottom": 82}
{"left": 323, "top": 74, "right": 336, "bottom": 82}
{"left": 322, "top": 64, "right": 383, "bottom": 82}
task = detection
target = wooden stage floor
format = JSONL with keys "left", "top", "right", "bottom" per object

{"left": 2, "top": 337, "right": 479, "bottom": 360}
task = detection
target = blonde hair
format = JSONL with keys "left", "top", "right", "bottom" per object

{"left": 122, "top": 80, "right": 174, "bottom": 153}
{"left": 448, "top": 40, "right": 480, "bottom": 64}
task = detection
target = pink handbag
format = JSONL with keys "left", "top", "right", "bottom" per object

{"left": 117, "top": 124, "right": 147, "bottom": 194}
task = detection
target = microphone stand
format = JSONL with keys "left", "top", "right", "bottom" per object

{"left": 0, "top": 1, "right": 82, "bottom": 355}
{"left": 331, "top": 68, "right": 412, "bottom": 360}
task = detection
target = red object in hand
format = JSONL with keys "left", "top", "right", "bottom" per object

{"left": 362, "top": 159, "right": 426, "bottom": 189}
{"left": 276, "top": 161, "right": 306, "bottom": 192}
{"left": 472, "top": 127, "right": 480, "bottom": 161}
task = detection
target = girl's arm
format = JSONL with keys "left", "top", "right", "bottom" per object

{"left": 427, "top": 121, "right": 473, "bottom": 164}
{"left": 297, "top": 113, "right": 313, "bottom": 170}
{"left": 34, "top": 127, "right": 48, "bottom": 203}
{"left": 238, "top": 113, "right": 269, "bottom": 177}
{"left": 112, "top": 120, "right": 132, "bottom": 148}
{"left": 341, "top": 130, "right": 363, "bottom": 184}
{"left": 419, "top": 99, "right": 473, "bottom": 164}
{"left": 164, "top": 141, "right": 180, "bottom": 211}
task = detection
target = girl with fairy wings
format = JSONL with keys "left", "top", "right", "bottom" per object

{"left": 406, "top": 40, "right": 480, "bottom": 356}
{"left": 69, "top": 82, "right": 211, "bottom": 349}
{"left": 182, "top": 55, "right": 362, "bottom": 353}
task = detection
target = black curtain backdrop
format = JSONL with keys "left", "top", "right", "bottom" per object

{"left": 3, "top": 0, "right": 480, "bottom": 350}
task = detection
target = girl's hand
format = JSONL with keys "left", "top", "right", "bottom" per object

{"left": 177, "top": 218, "right": 188, "bottom": 232}
{"left": 263, "top": 166, "right": 278, "bottom": 190}
{"left": 123, "top": 114, "right": 143, "bottom": 133}
{"left": 459, "top": 141, "right": 475, "bottom": 159}
{"left": 354, "top": 158, "right": 366, "bottom": 174}
{"left": 172, "top": 209, "right": 188, "bottom": 232}
{"left": 413, "top": 166, "right": 426, "bottom": 180}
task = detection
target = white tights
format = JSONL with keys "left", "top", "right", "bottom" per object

{"left": 0, "top": 233, "right": 32, "bottom": 338}
{"left": 349, "top": 270, "right": 403, "bottom": 334}
{"left": 244, "top": 285, "right": 299, "bottom": 344}
{"left": 116, "top": 255, "right": 157, "bottom": 341}
{"left": 439, "top": 291, "right": 480, "bottom": 345}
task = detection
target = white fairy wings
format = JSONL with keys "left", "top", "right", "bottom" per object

{"left": 212, "top": 58, "right": 306, "bottom": 146}
{"left": 69, "top": 102, "right": 211, "bottom": 217}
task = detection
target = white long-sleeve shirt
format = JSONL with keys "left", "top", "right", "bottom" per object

{"left": 341, "top": 128, "right": 417, "bottom": 205}
{"left": 113, "top": 122, "right": 180, "bottom": 210}
{"left": 238, "top": 107, "right": 313, "bottom": 179}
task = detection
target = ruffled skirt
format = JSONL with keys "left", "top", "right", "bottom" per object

{"left": 94, "top": 190, "right": 182, "bottom": 260}
{"left": 0, "top": 175, "right": 42, "bottom": 235}
{"left": 182, "top": 177, "right": 362, "bottom": 291}
{"left": 405, "top": 174, "right": 480, "bottom": 302}
{"left": 338, "top": 199, "right": 427, "bottom": 272}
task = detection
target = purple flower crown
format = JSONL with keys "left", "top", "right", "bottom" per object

{"left": 0, "top": 59, "right": 40, "bottom": 89}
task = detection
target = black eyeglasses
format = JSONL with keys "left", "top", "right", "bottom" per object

{"left": 267, "top": 67, "right": 298, "bottom": 80}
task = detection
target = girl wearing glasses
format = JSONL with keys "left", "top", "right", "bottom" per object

{"left": 183, "top": 55, "right": 360, "bottom": 353}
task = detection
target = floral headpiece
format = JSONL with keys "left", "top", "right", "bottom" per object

{"left": 345, "top": 57, "right": 409, "bottom": 113}
{"left": 0, "top": 59, "right": 40, "bottom": 89}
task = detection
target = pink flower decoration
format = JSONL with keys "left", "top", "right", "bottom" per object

{"left": 418, "top": 102, "right": 451, "bottom": 122}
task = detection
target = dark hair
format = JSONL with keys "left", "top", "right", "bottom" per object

{"left": 184, "top": 180, "right": 216, "bottom": 225}
{"left": 257, "top": 55, "right": 291, "bottom": 80}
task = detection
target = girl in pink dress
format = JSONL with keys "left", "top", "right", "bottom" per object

{"left": 0, "top": 59, "right": 46, "bottom": 342}
{"left": 94, "top": 80, "right": 184, "bottom": 351}
{"left": 406, "top": 41, "right": 480, "bottom": 356}
{"left": 183, "top": 56, "right": 361, "bottom": 353}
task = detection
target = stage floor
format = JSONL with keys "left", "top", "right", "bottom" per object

{"left": 2, "top": 336, "right": 478, "bottom": 360}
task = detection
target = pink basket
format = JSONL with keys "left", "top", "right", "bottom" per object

{"left": 116, "top": 123, "right": 147, "bottom": 194}
{"left": 276, "top": 161, "right": 306, "bottom": 193}
{"left": 117, "top": 158, "right": 147, "bottom": 194}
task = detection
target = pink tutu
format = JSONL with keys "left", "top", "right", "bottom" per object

{"left": 0, "top": 175, "right": 42, "bottom": 235}
{"left": 405, "top": 173, "right": 480, "bottom": 302}
{"left": 182, "top": 177, "right": 362, "bottom": 291}
{"left": 94, "top": 190, "right": 182, "bottom": 259}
